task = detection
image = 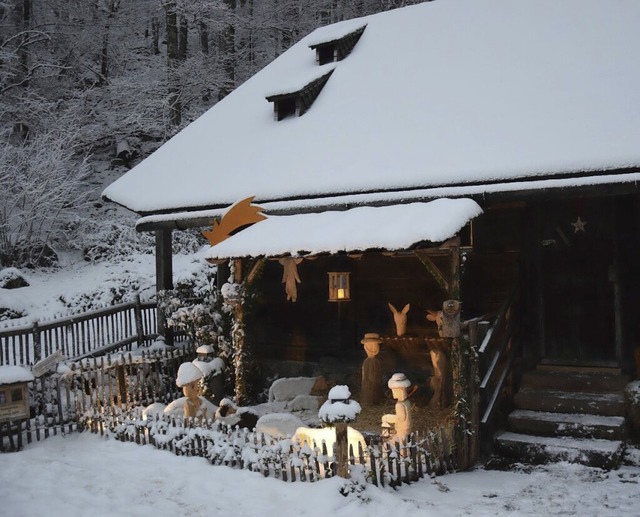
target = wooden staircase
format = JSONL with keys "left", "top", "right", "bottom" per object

{"left": 494, "top": 364, "right": 628, "bottom": 469}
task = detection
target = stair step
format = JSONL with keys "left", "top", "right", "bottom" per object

{"left": 495, "top": 432, "right": 624, "bottom": 469}
{"left": 508, "top": 410, "right": 626, "bottom": 440}
{"left": 522, "top": 369, "right": 629, "bottom": 393}
{"left": 514, "top": 389, "right": 625, "bottom": 416}
{"left": 538, "top": 358, "right": 621, "bottom": 372}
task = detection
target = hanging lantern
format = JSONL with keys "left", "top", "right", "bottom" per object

{"left": 328, "top": 272, "right": 350, "bottom": 302}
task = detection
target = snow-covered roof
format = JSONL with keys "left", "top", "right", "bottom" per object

{"left": 103, "top": 0, "right": 640, "bottom": 215}
{"left": 205, "top": 199, "right": 481, "bottom": 259}
{"left": 0, "top": 365, "right": 34, "bottom": 385}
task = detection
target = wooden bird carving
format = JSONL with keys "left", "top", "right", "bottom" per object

{"left": 202, "top": 196, "right": 267, "bottom": 247}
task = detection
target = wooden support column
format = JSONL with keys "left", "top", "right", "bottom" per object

{"left": 230, "top": 258, "right": 247, "bottom": 405}
{"left": 449, "top": 243, "right": 460, "bottom": 300}
{"left": 155, "top": 229, "right": 174, "bottom": 345}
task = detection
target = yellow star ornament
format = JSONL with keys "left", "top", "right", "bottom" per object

{"left": 571, "top": 216, "right": 587, "bottom": 233}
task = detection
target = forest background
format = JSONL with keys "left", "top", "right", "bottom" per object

{"left": 0, "top": 0, "right": 424, "bottom": 276}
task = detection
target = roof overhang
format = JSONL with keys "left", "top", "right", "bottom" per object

{"left": 134, "top": 170, "right": 640, "bottom": 233}
{"left": 204, "top": 198, "right": 482, "bottom": 261}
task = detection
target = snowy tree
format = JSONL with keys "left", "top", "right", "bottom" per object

{"left": 0, "top": 129, "right": 92, "bottom": 266}
{"left": 0, "top": 0, "right": 431, "bottom": 267}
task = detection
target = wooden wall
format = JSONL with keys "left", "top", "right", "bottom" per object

{"left": 246, "top": 253, "right": 448, "bottom": 365}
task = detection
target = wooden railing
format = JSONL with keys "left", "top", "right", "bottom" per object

{"left": 0, "top": 296, "right": 163, "bottom": 366}
{"left": 475, "top": 286, "right": 520, "bottom": 448}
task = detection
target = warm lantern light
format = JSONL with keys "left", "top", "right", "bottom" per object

{"left": 328, "top": 272, "right": 350, "bottom": 302}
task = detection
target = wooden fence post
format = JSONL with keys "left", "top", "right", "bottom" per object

{"left": 116, "top": 356, "right": 127, "bottom": 406}
{"left": 32, "top": 322, "right": 41, "bottom": 363}
{"left": 134, "top": 295, "right": 144, "bottom": 347}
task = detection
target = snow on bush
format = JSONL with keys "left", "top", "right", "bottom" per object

{"left": 193, "top": 357, "right": 225, "bottom": 377}
{"left": 0, "top": 267, "right": 29, "bottom": 289}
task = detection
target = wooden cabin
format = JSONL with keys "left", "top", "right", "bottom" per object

{"left": 103, "top": 0, "right": 640, "bottom": 465}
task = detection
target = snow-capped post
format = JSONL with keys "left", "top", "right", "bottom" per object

{"left": 318, "top": 385, "right": 361, "bottom": 478}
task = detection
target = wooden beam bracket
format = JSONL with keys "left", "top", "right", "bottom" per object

{"left": 415, "top": 250, "right": 450, "bottom": 293}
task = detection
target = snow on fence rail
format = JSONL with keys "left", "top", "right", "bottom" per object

{"left": 82, "top": 408, "right": 458, "bottom": 486}
{"left": 0, "top": 296, "right": 163, "bottom": 366}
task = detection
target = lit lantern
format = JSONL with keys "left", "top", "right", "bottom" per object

{"left": 328, "top": 272, "right": 350, "bottom": 302}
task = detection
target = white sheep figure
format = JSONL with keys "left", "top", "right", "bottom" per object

{"left": 268, "top": 376, "right": 329, "bottom": 403}
{"left": 255, "top": 413, "right": 305, "bottom": 440}
{"left": 388, "top": 302, "right": 410, "bottom": 336}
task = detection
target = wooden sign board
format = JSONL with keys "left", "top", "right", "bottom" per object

{"left": 32, "top": 349, "right": 65, "bottom": 378}
{"left": 0, "top": 383, "right": 29, "bottom": 422}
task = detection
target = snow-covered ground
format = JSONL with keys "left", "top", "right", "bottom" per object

{"left": 0, "top": 248, "right": 213, "bottom": 326}
{"left": 1, "top": 432, "right": 638, "bottom": 517}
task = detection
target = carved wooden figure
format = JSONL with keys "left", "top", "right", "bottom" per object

{"left": 381, "top": 373, "right": 412, "bottom": 447}
{"left": 427, "top": 309, "right": 444, "bottom": 337}
{"left": 388, "top": 303, "right": 410, "bottom": 336}
{"left": 176, "top": 362, "right": 206, "bottom": 419}
{"left": 426, "top": 302, "right": 458, "bottom": 409}
{"left": 427, "top": 340, "right": 451, "bottom": 409}
{"left": 279, "top": 257, "right": 303, "bottom": 302}
{"left": 360, "top": 333, "right": 383, "bottom": 406}
{"left": 441, "top": 299, "right": 461, "bottom": 338}
{"left": 427, "top": 300, "right": 461, "bottom": 338}
{"left": 182, "top": 380, "right": 203, "bottom": 418}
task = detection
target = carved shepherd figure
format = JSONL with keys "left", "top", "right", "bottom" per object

{"left": 388, "top": 303, "right": 410, "bottom": 336}
{"left": 426, "top": 305, "right": 456, "bottom": 409}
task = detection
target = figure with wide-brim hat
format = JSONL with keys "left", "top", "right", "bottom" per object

{"left": 360, "top": 332, "right": 383, "bottom": 406}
